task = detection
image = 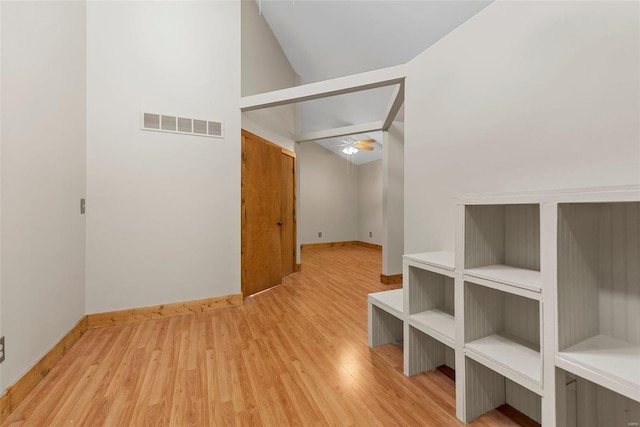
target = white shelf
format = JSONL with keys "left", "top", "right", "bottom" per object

{"left": 408, "top": 308, "right": 455, "bottom": 348}
{"left": 465, "top": 333, "right": 542, "bottom": 394}
{"left": 556, "top": 335, "right": 640, "bottom": 402}
{"left": 403, "top": 251, "right": 455, "bottom": 272}
{"left": 368, "top": 289, "right": 403, "bottom": 319}
{"left": 464, "top": 264, "right": 541, "bottom": 292}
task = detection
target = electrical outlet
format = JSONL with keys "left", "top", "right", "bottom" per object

{"left": 369, "top": 231, "right": 372, "bottom": 237}
{"left": 318, "top": 232, "right": 322, "bottom": 237}
{"left": 0, "top": 336, "right": 5, "bottom": 364}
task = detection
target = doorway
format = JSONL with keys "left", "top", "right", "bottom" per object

{"left": 241, "top": 130, "right": 297, "bottom": 297}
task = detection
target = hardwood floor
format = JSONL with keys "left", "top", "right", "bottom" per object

{"left": 3, "top": 246, "right": 530, "bottom": 426}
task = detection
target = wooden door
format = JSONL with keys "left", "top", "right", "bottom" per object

{"left": 281, "top": 153, "right": 296, "bottom": 276}
{"left": 241, "top": 133, "right": 283, "bottom": 297}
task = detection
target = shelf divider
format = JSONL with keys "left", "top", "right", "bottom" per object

{"left": 464, "top": 264, "right": 541, "bottom": 293}
{"left": 403, "top": 251, "right": 455, "bottom": 273}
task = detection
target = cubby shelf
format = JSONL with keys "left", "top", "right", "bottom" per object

{"left": 464, "top": 264, "right": 542, "bottom": 293}
{"left": 464, "top": 279, "right": 542, "bottom": 397}
{"left": 466, "top": 333, "right": 541, "bottom": 394}
{"left": 405, "top": 324, "right": 456, "bottom": 377}
{"left": 465, "top": 356, "right": 542, "bottom": 424}
{"left": 557, "top": 201, "right": 640, "bottom": 405}
{"left": 368, "top": 289, "right": 403, "bottom": 319}
{"left": 402, "top": 251, "right": 457, "bottom": 380}
{"left": 408, "top": 308, "right": 455, "bottom": 348}
{"left": 368, "top": 289, "right": 404, "bottom": 348}
{"left": 404, "top": 252, "right": 456, "bottom": 350}
{"left": 464, "top": 203, "right": 541, "bottom": 289}
{"left": 556, "top": 335, "right": 640, "bottom": 402}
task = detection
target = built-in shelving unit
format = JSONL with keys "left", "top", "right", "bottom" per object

{"left": 556, "top": 201, "right": 640, "bottom": 402}
{"left": 367, "top": 186, "right": 639, "bottom": 426}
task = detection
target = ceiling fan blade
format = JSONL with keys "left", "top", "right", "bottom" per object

{"left": 356, "top": 139, "right": 376, "bottom": 144}
{"left": 355, "top": 144, "right": 375, "bottom": 151}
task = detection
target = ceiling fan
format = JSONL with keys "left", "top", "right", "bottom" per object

{"left": 340, "top": 137, "right": 376, "bottom": 155}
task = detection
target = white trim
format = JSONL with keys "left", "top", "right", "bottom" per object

{"left": 402, "top": 251, "right": 456, "bottom": 273}
{"left": 456, "top": 185, "right": 640, "bottom": 205}
{"left": 404, "top": 258, "right": 457, "bottom": 279}
{"left": 541, "top": 202, "right": 558, "bottom": 426}
{"left": 240, "top": 64, "right": 407, "bottom": 112}
{"left": 463, "top": 274, "right": 542, "bottom": 301}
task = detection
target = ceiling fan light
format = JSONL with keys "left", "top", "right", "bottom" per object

{"left": 342, "top": 146, "right": 358, "bottom": 155}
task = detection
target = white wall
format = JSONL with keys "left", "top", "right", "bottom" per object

{"left": 357, "top": 160, "right": 383, "bottom": 245}
{"left": 383, "top": 122, "right": 404, "bottom": 275}
{"left": 1, "top": 1, "right": 86, "bottom": 390}
{"left": 241, "top": 0, "right": 297, "bottom": 152}
{"left": 405, "top": 0, "right": 640, "bottom": 254}
{"left": 298, "top": 142, "right": 358, "bottom": 244}
{"left": 85, "top": 1, "right": 241, "bottom": 313}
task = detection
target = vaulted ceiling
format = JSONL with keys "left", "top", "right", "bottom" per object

{"left": 258, "top": 0, "right": 492, "bottom": 163}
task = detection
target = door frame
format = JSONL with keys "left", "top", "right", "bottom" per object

{"left": 241, "top": 130, "right": 297, "bottom": 298}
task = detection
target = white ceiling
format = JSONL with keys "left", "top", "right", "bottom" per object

{"left": 258, "top": 0, "right": 492, "bottom": 162}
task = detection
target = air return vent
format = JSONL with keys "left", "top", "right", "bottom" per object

{"left": 193, "top": 119, "right": 207, "bottom": 135}
{"left": 143, "top": 113, "right": 160, "bottom": 130}
{"left": 208, "top": 121, "right": 222, "bottom": 137}
{"left": 178, "top": 117, "right": 192, "bottom": 133}
{"left": 141, "top": 112, "right": 224, "bottom": 139}
{"left": 161, "top": 115, "right": 177, "bottom": 131}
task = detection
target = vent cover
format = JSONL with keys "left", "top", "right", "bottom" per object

{"left": 144, "top": 113, "right": 160, "bottom": 130}
{"left": 208, "top": 121, "right": 222, "bottom": 137}
{"left": 178, "top": 117, "right": 192, "bottom": 133}
{"left": 161, "top": 115, "right": 177, "bottom": 131}
{"left": 193, "top": 119, "right": 207, "bottom": 135}
{"left": 141, "top": 112, "right": 224, "bottom": 139}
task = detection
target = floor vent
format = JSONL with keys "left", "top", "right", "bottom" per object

{"left": 141, "top": 112, "right": 224, "bottom": 139}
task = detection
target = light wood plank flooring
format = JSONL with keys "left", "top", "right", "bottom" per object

{"left": 3, "top": 246, "right": 530, "bottom": 426}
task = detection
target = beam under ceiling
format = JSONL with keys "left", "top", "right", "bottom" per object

{"left": 296, "top": 121, "right": 383, "bottom": 143}
{"left": 240, "top": 64, "right": 407, "bottom": 112}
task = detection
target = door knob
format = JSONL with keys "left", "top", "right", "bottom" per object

{"left": 277, "top": 221, "right": 283, "bottom": 226}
